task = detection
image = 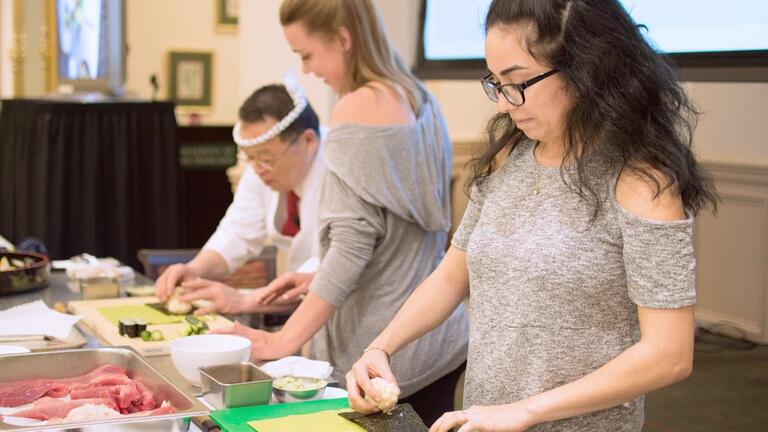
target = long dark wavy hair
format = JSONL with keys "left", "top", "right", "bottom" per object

{"left": 469, "top": 0, "right": 717, "bottom": 216}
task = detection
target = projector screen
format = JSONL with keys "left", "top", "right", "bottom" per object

{"left": 417, "top": 0, "right": 768, "bottom": 81}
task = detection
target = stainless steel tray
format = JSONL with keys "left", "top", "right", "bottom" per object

{"left": 0, "top": 347, "right": 209, "bottom": 431}
{"left": 199, "top": 362, "right": 273, "bottom": 409}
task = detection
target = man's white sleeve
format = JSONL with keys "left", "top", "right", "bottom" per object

{"left": 203, "top": 166, "right": 269, "bottom": 273}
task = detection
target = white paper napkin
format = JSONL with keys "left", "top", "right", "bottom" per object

{"left": 260, "top": 356, "right": 334, "bottom": 380}
{"left": 0, "top": 300, "right": 82, "bottom": 341}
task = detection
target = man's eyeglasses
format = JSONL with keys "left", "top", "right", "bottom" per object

{"left": 237, "top": 136, "right": 299, "bottom": 168}
{"left": 481, "top": 69, "right": 559, "bottom": 106}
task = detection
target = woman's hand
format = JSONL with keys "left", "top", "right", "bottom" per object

{"left": 179, "top": 278, "right": 250, "bottom": 315}
{"left": 429, "top": 403, "right": 536, "bottom": 432}
{"left": 211, "top": 321, "right": 286, "bottom": 360}
{"left": 254, "top": 272, "right": 315, "bottom": 305}
{"left": 346, "top": 348, "right": 400, "bottom": 414}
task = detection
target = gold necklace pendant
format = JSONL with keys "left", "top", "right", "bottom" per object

{"left": 533, "top": 143, "right": 541, "bottom": 195}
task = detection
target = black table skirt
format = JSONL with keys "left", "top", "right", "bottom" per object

{"left": 0, "top": 99, "right": 180, "bottom": 269}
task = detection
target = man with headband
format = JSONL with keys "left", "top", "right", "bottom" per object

{"left": 155, "top": 77, "right": 324, "bottom": 316}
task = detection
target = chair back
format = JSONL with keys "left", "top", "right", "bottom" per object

{"left": 136, "top": 246, "right": 277, "bottom": 288}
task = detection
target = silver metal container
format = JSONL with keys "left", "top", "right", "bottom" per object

{"left": 0, "top": 347, "right": 208, "bottom": 431}
{"left": 271, "top": 376, "right": 327, "bottom": 403}
{"left": 198, "top": 362, "right": 273, "bottom": 409}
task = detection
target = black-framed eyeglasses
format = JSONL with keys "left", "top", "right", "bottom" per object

{"left": 481, "top": 69, "right": 559, "bottom": 106}
{"left": 238, "top": 136, "right": 299, "bottom": 168}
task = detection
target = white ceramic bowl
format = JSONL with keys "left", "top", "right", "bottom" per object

{"left": 169, "top": 334, "right": 251, "bottom": 386}
{"left": 0, "top": 345, "right": 31, "bottom": 355}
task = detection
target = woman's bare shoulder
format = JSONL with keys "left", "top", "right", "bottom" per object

{"left": 331, "top": 82, "right": 415, "bottom": 127}
{"left": 615, "top": 167, "right": 686, "bottom": 221}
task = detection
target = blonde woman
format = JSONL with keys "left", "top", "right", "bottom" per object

{"left": 219, "top": 0, "right": 469, "bottom": 424}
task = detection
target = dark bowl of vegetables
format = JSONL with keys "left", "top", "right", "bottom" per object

{"left": 0, "top": 251, "right": 50, "bottom": 296}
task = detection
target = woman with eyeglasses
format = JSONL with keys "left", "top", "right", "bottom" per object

{"left": 347, "top": 0, "right": 717, "bottom": 431}
{"left": 214, "top": 0, "right": 469, "bottom": 425}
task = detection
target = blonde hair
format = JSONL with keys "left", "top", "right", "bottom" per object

{"left": 280, "top": 0, "right": 426, "bottom": 112}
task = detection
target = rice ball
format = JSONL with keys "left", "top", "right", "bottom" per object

{"left": 166, "top": 289, "right": 192, "bottom": 315}
{"left": 364, "top": 377, "right": 399, "bottom": 414}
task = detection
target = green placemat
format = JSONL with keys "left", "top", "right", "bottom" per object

{"left": 210, "top": 398, "right": 351, "bottom": 432}
{"left": 97, "top": 304, "right": 184, "bottom": 326}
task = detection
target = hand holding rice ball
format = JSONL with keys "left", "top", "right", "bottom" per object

{"left": 364, "top": 377, "right": 400, "bottom": 414}
{"left": 166, "top": 288, "right": 193, "bottom": 315}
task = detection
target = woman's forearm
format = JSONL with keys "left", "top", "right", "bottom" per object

{"left": 522, "top": 306, "right": 695, "bottom": 424}
{"left": 371, "top": 247, "right": 470, "bottom": 355}
{"left": 274, "top": 293, "right": 336, "bottom": 356}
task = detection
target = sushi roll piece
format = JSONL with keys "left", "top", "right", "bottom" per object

{"left": 119, "top": 318, "right": 134, "bottom": 337}
{"left": 134, "top": 319, "right": 147, "bottom": 335}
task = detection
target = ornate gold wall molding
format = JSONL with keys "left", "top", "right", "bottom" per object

{"left": 10, "top": 0, "right": 24, "bottom": 96}
{"left": 43, "top": 0, "right": 57, "bottom": 92}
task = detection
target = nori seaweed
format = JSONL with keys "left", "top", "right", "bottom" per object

{"left": 338, "top": 403, "right": 428, "bottom": 431}
{"left": 146, "top": 301, "right": 198, "bottom": 315}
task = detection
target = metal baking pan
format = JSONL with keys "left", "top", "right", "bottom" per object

{"left": 0, "top": 346, "right": 208, "bottom": 431}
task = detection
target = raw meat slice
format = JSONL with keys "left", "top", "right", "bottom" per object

{"left": 9, "top": 397, "right": 118, "bottom": 421}
{"left": 0, "top": 365, "right": 127, "bottom": 407}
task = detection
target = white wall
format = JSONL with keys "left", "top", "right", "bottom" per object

{"left": 125, "top": 0, "right": 335, "bottom": 126}
{"left": 236, "top": 0, "right": 335, "bottom": 126}
{"left": 120, "top": 0, "right": 526, "bottom": 132}
{"left": 376, "top": 0, "right": 768, "bottom": 165}
{"left": 686, "top": 82, "right": 768, "bottom": 166}
{"left": 125, "top": 0, "right": 240, "bottom": 124}
{"left": 422, "top": 81, "right": 768, "bottom": 164}
{"left": 123, "top": 0, "right": 768, "bottom": 164}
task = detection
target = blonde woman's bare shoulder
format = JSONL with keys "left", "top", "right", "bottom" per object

{"left": 331, "top": 82, "right": 415, "bottom": 127}
{"left": 615, "top": 167, "right": 686, "bottom": 221}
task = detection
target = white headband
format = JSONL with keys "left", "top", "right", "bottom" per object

{"left": 232, "top": 73, "right": 308, "bottom": 147}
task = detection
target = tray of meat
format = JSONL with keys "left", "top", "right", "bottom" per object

{"left": 0, "top": 346, "right": 208, "bottom": 431}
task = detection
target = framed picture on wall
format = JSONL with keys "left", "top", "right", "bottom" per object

{"left": 216, "top": 0, "right": 238, "bottom": 33}
{"left": 168, "top": 51, "right": 213, "bottom": 111}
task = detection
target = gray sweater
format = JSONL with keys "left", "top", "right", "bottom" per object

{"left": 309, "top": 92, "right": 469, "bottom": 397}
{"left": 452, "top": 140, "right": 696, "bottom": 431}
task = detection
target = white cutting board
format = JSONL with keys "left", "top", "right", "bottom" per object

{"left": 68, "top": 297, "right": 234, "bottom": 357}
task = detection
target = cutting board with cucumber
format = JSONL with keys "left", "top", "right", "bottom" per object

{"left": 68, "top": 296, "right": 234, "bottom": 356}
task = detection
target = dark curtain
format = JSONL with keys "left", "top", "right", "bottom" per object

{"left": 0, "top": 99, "right": 179, "bottom": 270}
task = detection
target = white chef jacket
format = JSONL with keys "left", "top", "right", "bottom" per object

{"left": 203, "top": 141, "right": 324, "bottom": 276}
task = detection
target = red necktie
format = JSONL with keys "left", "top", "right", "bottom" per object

{"left": 281, "top": 191, "right": 300, "bottom": 237}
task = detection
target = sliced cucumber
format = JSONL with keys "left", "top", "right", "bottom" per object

{"left": 178, "top": 325, "right": 193, "bottom": 336}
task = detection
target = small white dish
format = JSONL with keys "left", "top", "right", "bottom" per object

{"left": 0, "top": 345, "right": 31, "bottom": 355}
{"left": 169, "top": 334, "right": 251, "bottom": 386}
{"left": 323, "top": 386, "right": 348, "bottom": 399}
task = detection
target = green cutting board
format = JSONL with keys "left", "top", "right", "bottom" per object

{"left": 210, "top": 398, "right": 351, "bottom": 432}
{"left": 97, "top": 304, "right": 184, "bottom": 325}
